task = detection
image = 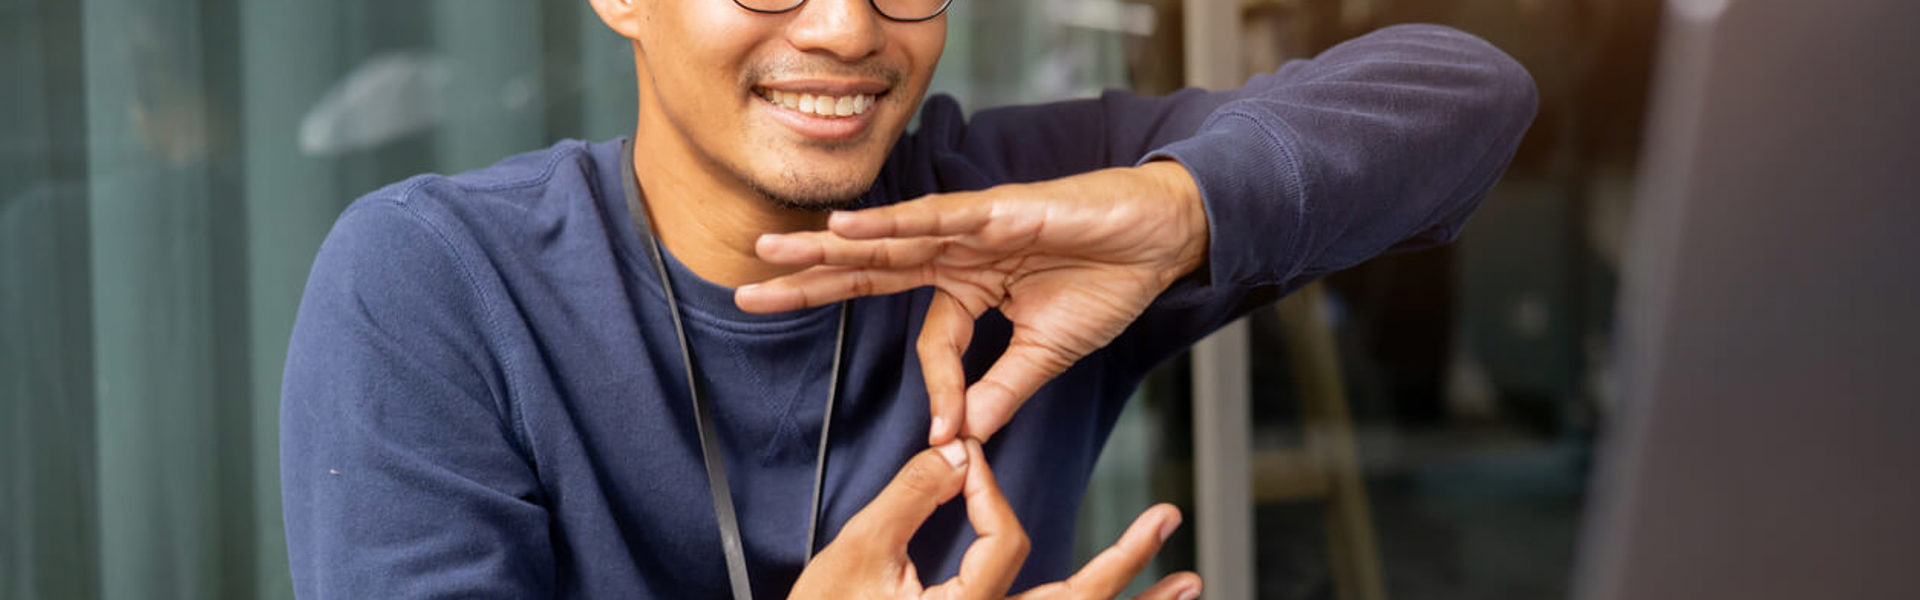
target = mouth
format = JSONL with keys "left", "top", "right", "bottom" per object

{"left": 755, "top": 87, "right": 884, "bottom": 119}
{"left": 752, "top": 83, "right": 892, "bottom": 142}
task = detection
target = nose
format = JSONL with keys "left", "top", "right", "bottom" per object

{"left": 784, "top": 0, "right": 886, "bottom": 62}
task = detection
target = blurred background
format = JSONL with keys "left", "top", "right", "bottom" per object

{"left": 0, "top": 0, "right": 1746, "bottom": 598}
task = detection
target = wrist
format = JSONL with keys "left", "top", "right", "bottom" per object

{"left": 1139, "top": 159, "right": 1210, "bottom": 284}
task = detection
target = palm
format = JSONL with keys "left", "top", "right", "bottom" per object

{"left": 981, "top": 261, "right": 1151, "bottom": 361}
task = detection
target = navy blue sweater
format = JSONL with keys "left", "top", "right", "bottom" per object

{"left": 281, "top": 24, "right": 1536, "bottom": 599}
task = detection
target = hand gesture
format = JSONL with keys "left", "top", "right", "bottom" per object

{"left": 737, "top": 162, "right": 1208, "bottom": 445}
{"left": 790, "top": 439, "right": 1203, "bottom": 600}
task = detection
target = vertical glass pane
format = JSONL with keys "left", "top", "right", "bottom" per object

{"left": 4, "top": 0, "right": 636, "bottom": 597}
{"left": 2, "top": 5, "right": 96, "bottom": 598}
{"left": 1229, "top": 1, "right": 1661, "bottom": 598}
{"left": 3, "top": 0, "right": 95, "bottom": 597}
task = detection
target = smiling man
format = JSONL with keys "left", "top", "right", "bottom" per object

{"left": 279, "top": 0, "right": 1536, "bottom": 598}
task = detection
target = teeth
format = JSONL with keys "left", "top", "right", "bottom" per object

{"left": 760, "top": 89, "right": 879, "bottom": 118}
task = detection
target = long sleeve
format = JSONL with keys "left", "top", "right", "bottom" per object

{"left": 1148, "top": 23, "right": 1537, "bottom": 302}
{"left": 280, "top": 197, "right": 554, "bottom": 598}
{"left": 1118, "top": 23, "right": 1537, "bottom": 372}
{"left": 917, "top": 24, "right": 1537, "bottom": 373}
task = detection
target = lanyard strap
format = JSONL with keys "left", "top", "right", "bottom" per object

{"left": 621, "top": 139, "right": 848, "bottom": 600}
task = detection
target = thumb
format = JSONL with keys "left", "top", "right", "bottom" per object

{"left": 836, "top": 441, "right": 971, "bottom": 553}
{"left": 963, "top": 340, "right": 1075, "bottom": 441}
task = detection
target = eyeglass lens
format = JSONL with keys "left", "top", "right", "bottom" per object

{"left": 733, "top": 0, "right": 954, "bottom": 22}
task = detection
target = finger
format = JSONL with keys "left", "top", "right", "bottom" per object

{"left": 837, "top": 441, "right": 971, "bottom": 553}
{"left": 1005, "top": 505, "right": 1181, "bottom": 599}
{"left": 1011, "top": 562, "right": 1197, "bottom": 600}
{"left": 735, "top": 265, "right": 933, "bottom": 313}
{"left": 755, "top": 231, "right": 948, "bottom": 268}
{"left": 829, "top": 193, "right": 993, "bottom": 240}
{"left": 1062, "top": 504, "right": 1182, "bottom": 599}
{"left": 1128, "top": 572, "right": 1203, "bottom": 600}
{"left": 936, "top": 439, "right": 1029, "bottom": 600}
{"left": 919, "top": 291, "right": 977, "bottom": 445}
{"left": 1010, "top": 571, "right": 1202, "bottom": 600}
{"left": 963, "top": 338, "right": 1077, "bottom": 441}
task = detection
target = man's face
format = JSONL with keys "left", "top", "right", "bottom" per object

{"left": 629, "top": 0, "right": 946, "bottom": 210}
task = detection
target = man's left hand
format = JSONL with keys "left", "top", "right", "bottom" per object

{"left": 736, "top": 161, "right": 1208, "bottom": 445}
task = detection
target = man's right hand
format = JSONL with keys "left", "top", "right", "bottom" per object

{"left": 790, "top": 439, "right": 1203, "bottom": 600}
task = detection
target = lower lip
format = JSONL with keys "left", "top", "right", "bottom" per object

{"left": 757, "top": 94, "right": 878, "bottom": 143}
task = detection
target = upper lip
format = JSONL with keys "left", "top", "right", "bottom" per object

{"left": 755, "top": 79, "right": 891, "bottom": 96}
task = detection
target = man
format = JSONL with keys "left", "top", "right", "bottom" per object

{"left": 279, "top": 0, "right": 1537, "bottom": 597}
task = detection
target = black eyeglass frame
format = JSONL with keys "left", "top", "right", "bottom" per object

{"left": 732, "top": 0, "right": 955, "bottom": 23}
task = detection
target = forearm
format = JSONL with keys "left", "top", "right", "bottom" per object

{"left": 1148, "top": 23, "right": 1538, "bottom": 297}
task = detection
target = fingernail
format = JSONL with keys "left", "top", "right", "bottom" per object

{"left": 1158, "top": 514, "right": 1181, "bottom": 543}
{"left": 935, "top": 440, "right": 967, "bottom": 468}
{"left": 1178, "top": 588, "right": 1199, "bottom": 600}
{"left": 930, "top": 416, "right": 949, "bottom": 439}
{"left": 737, "top": 283, "right": 760, "bottom": 294}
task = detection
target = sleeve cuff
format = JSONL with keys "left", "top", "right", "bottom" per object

{"left": 1139, "top": 113, "right": 1307, "bottom": 307}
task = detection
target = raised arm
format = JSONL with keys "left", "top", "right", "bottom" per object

{"left": 1142, "top": 23, "right": 1538, "bottom": 300}
{"left": 281, "top": 199, "right": 553, "bottom": 598}
{"left": 738, "top": 24, "right": 1538, "bottom": 443}
{"left": 1109, "top": 22, "right": 1540, "bottom": 372}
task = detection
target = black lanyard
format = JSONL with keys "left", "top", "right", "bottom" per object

{"left": 621, "top": 139, "right": 850, "bottom": 600}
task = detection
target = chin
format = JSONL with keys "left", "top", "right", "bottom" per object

{"left": 741, "top": 156, "right": 883, "bottom": 212}
{"left": 745, "top": 175, "right": 871, "bottom": 212}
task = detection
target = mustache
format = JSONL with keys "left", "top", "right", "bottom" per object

{"left": 740, "top": 56, "right": 905, "bottom": 89}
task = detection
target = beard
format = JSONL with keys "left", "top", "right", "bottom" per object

{"left": 741, "top": 168, "right": 871, "bottom": 213}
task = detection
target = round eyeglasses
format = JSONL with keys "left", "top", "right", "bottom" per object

{"left": 733, "top": 0, "right": 955, "bottom": 23}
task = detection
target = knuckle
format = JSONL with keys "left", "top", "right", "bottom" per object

{"left": 1004, "top": 524, "right": 1032, "bottom": 558}
{"left": 895, "top": 453, "right": 948, "bottom": 496}
{"left": 915, "top": 333, "right": 943, "bottom": 359}
{"left": 981, "top": 378, "right": 1023, "bottom": 403}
